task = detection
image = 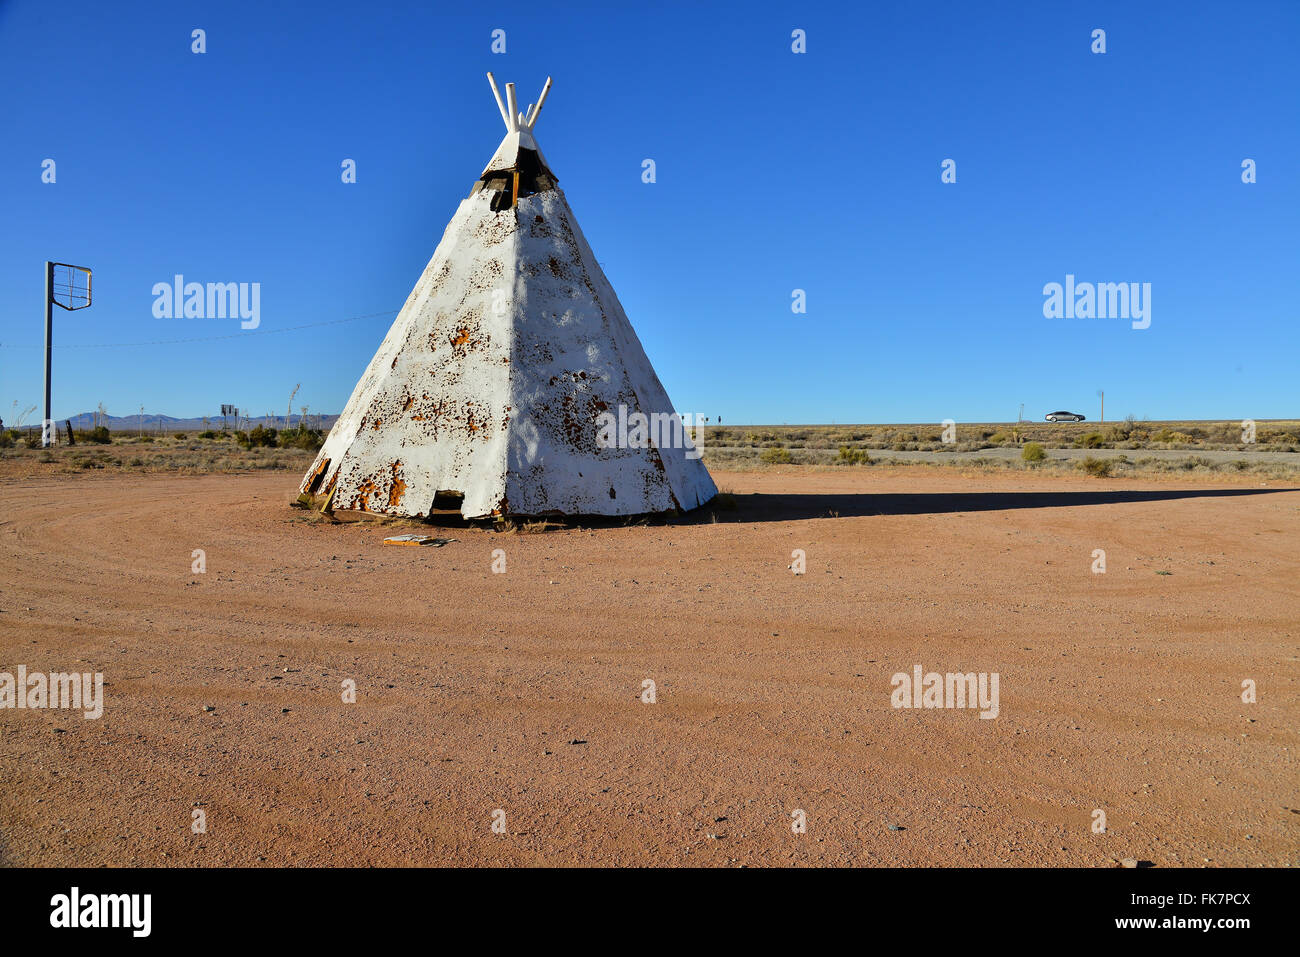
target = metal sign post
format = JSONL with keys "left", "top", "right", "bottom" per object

{"left": 42, "top": 261, "right": 93, "bottom": 447}
{"left": 43, "top": 262, "right": 53, "bottom": 446}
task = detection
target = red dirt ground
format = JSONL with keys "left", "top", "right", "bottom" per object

{"left": 1, "top": 466, "right": 1296, "bottom": 866}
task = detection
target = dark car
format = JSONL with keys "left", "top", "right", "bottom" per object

{"left": 1045, "top": 411, "right": 1086, "bottom": 422}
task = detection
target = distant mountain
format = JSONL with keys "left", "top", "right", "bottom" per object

{"left": 45, "top": 412, "right": 340, "bottom": 432}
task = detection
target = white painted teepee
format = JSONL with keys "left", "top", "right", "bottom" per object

{"left": 300, "top": 74, "right": 717, "bottom": 519}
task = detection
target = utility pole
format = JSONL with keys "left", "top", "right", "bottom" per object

{"left": 1097, "top": 390, "right": 1104, "bottom": 424}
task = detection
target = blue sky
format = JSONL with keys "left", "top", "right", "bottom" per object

{"left": 1, "top": 0, "right": 1296, "bottom": 425}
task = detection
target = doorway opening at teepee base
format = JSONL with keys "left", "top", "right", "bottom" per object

{"left": 430, "top": 490, "right": 465, "bottom": 512}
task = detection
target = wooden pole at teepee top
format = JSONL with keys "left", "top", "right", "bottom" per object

{"left": 486, "top": 73, "right": 510, "bottom": 129}
{"left": 528, "top": 77, "right": 552, "bottom": 130}
{"left": 486, "top": 73, "right": 553, "bottom": 133}
{"left": 504, "top": 83, "right": 519, "bottom": 131}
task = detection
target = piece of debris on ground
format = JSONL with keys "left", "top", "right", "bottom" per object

{"left": 381, "top": 534, "right": 458, "bottom": 547}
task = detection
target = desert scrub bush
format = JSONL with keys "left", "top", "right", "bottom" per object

{"left": 1078, "top": 456, "right": 1113, "bottom": 477}
{"left": 240, "top": 425, "right": 278, "bottom": 449}
{"left": 1076, "top": 432, "right": 1105, "bottom": 449}
{"left": 0, "top": 431, "right": 13, "bottom": 449}
{"left": 1022, "top": 442, "right": 1046, "bottom": 462}
{"left": 198, "top": 430, "right": 218, "bottom": 439}
{"left": 699, "top": 447, "right": 753, "bottom": 466}
{"left": 173, "top": 432, "right": 187, "bottom": 440}
{"left": 837, "top": 446, "right": 872, "bottom": 465}
{"left": 1208, "top": 423, "right": 1240, "bottom": 444}
{"left": 1258, "top": 429, "right": 1300, "bottom": 445}
{"left": 277, "top": 428, "right": 324, "bottom": 451}
{"left": 86, "top": 425, "right": 112, "bottom": 444}
{"left": 1108, "top": 415, "right": 1137, "bottom": 442}
{"left": 760, "top": 446, "right": 793, "bottom": 465}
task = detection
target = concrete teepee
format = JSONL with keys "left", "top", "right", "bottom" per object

{"left": 300, "top": 74, "right": 717, "bottom": 519}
